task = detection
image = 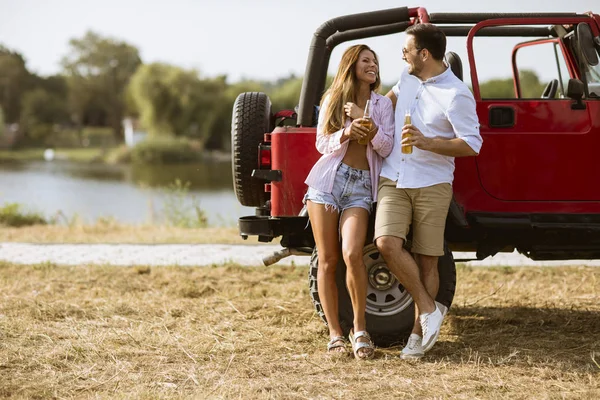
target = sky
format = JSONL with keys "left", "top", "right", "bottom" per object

{"left": 1, "top": 0, "right": 598, "bottom": 86}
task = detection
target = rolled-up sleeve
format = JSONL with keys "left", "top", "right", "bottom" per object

{"left": 370, "top": 96, "right": 395, "bottom": 158}
{"left": 391, "top": 79, "right": 402, "bottom": 98}
{"left": 447, "top": 90, "right": 483, "bottom": 154}
{"left": 315, "top": 96, "right": 345, "bottom": 154}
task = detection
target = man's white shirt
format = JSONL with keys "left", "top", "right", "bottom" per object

{"left": 381, "top": 66, "right": 483, "bottom": 188}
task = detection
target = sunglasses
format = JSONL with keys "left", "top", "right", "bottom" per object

{"left": 402, "top": 47, "right": 424, "bottom": 55}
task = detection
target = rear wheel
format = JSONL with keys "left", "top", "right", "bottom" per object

{"left": 308, "top": 243, "right": 456, "bottom": 347}
{"left": 231, "top": 92, "right": 272, "bottom": 207}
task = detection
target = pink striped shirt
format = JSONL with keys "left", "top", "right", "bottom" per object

{"left": 304, "top": 91, "right": 395, "bottom": 201}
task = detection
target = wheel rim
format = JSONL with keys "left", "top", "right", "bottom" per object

{"left": 363, "top": 244, "right": 413, "bottom": 317}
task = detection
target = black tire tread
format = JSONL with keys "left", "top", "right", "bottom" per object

{"left": 232, "top": 92, "right": 271, "bottom": 207}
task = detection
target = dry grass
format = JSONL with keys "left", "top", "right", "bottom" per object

{"left": 0, "top": 224, "right": 262, "bottom": 245}
{"left": 0, "top": 262, "right": 599, "bottom": 399}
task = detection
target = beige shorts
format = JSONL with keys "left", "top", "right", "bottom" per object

{"left": 374, "top": 177, "right": 453, "bottom": 256}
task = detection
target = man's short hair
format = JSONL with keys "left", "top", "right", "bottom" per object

{"left": 405, "top": 23, "right": 446, "bottom": 61}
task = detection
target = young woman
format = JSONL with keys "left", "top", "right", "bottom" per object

{"left": 304, "top": 44, "right": 394, "bottom": 359}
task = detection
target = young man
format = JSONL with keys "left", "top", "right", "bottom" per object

{"left": 375, "top": 23, "right": 483, "bottom": 359}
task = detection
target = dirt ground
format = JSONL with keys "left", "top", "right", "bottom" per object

{"left": 0, "top": 262, "right": 598, "bottom": 399}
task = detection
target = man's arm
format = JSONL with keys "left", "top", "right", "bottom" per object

{"left": 422, "top": 137, "right": 478, "bottom": 157}
{"left": 401, "top": 125, "right": 479, "bottom": 157}
{"left": 386, "top": 90, "right": 397, "bottom": 111}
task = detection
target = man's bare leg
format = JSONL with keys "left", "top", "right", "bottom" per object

{"left": 411, "top": 254, "right": 440, "bottom": 336}
{"left": 375, "top": 236, "right": 435, "bottom": 314}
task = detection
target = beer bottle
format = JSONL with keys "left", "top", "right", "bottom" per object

{"left": 402, "top": 112, "right": 413, "bottom": 154}
{"left": 357, "top": 100, "right": 373, "bottom": 145}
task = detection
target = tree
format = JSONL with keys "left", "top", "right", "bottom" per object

{"left": 0, "top": 46, "right": 31, "bottom": 123}
{"left": 61, "top": 31, "right": 142, "bottom": 141}
{"left": 478, "top": 70, "right": 546, "bottom": 99}
{"left": 519, "top": 70, "right": 546, "bottom": 98}
{"left": 270, "top": 75, "right": 303, "bottom": 111}
{"left": 20, "top": 88, "right": 69, "bottom": 144}
{"left": 128, "top": 63, "right": 226, "bottom": 141}
{"left": 0, "top": 106, "right": 5, "bottom": 137}
{"left": 479, "top": 77, "right": 515, "bottom": 99}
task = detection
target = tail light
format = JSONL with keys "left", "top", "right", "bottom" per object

{"left": 258, "top": 133, "right": 272, "bottom": 169}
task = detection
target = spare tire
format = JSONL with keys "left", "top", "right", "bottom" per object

{"left": 231, "top": 92, "right": 272, "bottom": 207}
{"left": 308, "top": 243, "right": 456, "bottom": 347}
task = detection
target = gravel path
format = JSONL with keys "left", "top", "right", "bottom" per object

{"left": 1, "top": 242, "right": 600, "bottom": 267}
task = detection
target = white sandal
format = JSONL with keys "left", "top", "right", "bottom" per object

{"left": 327, "top": 336, "right": 348, "bottom": 353}
{"left": 349, "top": 330, "right": 375, "bottom": 360}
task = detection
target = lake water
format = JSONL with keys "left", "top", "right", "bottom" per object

{"left": 0, "top": 160, "right": 255, "bottom": 227}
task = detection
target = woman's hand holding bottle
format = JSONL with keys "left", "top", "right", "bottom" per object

{"left": 343, "top": 119, "right": 370, "bottom": 142}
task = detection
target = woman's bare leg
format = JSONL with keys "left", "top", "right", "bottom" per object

{"left": 340, "top": 207, "right": 372, "bottom": 357}
{"left": 306, "top": 200, "right": 343, "bottom": 350}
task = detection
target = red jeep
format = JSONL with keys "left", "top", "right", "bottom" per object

{"left": 231, "top": 7, "right": 600, "bottom": 345}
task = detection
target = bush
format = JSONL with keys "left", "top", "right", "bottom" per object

{"left": 0, "top": 107, "right": 5, "bottom": 137}
{"left": 130, "top": 137, "right": 201, "bottom": 164}
{"left": 161, "top": 179, "right": 208, "bottom": 228}
{"left": 0, "top": 203, "right": 47, "bottom": 227}
{"left": 53, "top": 126, "right": 116, "bottom": 148}
{"left": 105, "top": 144, "right": 132, "bottom": 164}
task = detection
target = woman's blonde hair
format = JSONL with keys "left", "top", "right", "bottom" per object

{"left": 320, "top": 44, "right": 381, "bottom": 135}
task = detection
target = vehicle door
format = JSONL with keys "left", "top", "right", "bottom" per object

{"left": 469, "top": 17, "right": 600, "bottom": 201}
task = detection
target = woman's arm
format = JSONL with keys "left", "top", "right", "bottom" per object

{"left": 369, "top": 96, "right": 395, "bottom": 158}
{"left": 315, "top": 96, "right": 346, "bottom": 154}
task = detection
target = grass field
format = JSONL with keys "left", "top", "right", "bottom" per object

{"left": 0, "top": 262, "right": 598, "bottom": 399}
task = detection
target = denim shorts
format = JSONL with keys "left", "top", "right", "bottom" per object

{"left": 304, "top": 163, "right": 373, "bottom": 214}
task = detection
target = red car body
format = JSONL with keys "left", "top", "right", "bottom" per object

{"left": 235, "top": 7, "right": 600, "bottom": 262}
{"left": 231, "top": 7, "right": 600, "bottom": 344}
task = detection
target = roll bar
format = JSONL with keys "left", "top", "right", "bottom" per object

{"left": 429, "top": 13, "right": 581, "bottom": 24}
{"left": 296, "top": 8, "right": 594, "bottom": 126}
{"left": 297, "top": 7, "right": 412, "bottom": 126}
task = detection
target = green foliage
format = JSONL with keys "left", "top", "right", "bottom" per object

{"left": 479, "top": 69, "right": 546, "bottom": 99}
{"left": 20, "top": 88, "right": 69, "bottom": 143}
{"left": 161, "top": 179, "right": 208, "bottom": 228}
{"left": 61, "top": 31, "right": 142, "bottom": 139}
{"left": 3, "top": 28, "right": 554, "bottom": 156}
{"left": 0, "top": 45, "right": 31, "bottom": 123}
{"left": 128, "top": 63, "right": 226, "bottom": 142}
{"left": 519, "top": 70, "right": 546, "bottom": 98}
{"left": 270, "top": 75, "right": 303, "bottom": 111}
{"left": 130, "top": 137, "right": 201, "bottom": 164}
{"left": 479, "top": 77, "right": 515, "bottom": 99}
{"left": 0, "top": 202, "right": 47, "bottom": 227}
{"left": 0, "top": 107, "right": 5, "bottom": 137}
{"left": 105, "top": 144, "right": 131, "bottom": 164}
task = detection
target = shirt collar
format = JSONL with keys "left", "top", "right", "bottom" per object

{"left": 423, "top": 66, "right": 451, "bottom": 84}
{"left": 369, "top": 90, "right": 379, "bottom": 104}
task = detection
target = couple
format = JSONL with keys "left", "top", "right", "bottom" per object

{"left": 304, "top": 23, "right": 483, "bottom": 360}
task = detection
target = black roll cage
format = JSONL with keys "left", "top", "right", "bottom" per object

{"left": 296, "top": 7, "right": 585, "bottom": 127}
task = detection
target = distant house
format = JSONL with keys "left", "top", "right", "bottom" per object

{"left": 122, "top": 118, "right": 148, "bottom": 147}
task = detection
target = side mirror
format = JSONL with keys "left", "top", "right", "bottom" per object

{"left": 567, "top": 78, "right": 586, "bottom": 110}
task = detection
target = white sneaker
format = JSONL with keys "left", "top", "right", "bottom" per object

{"left": 400, "top": 333, "right": 424, "bottom": 360}
{"left": 420, "top": 301, "right": 445, "bottom": 352}
{"left": 438, "top": 302, "right": 448, "bottom": 317}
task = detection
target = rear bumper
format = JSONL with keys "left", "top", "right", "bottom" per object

{"left": 239, "top": 216, "right": 311, "bottom": 245}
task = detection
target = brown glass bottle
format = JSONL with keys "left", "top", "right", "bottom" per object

{"left": 402, "top": 112, "right": 413, "bottom": 154}
{"left": 357, "top": 99, "right": 373, "bottom": 145}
